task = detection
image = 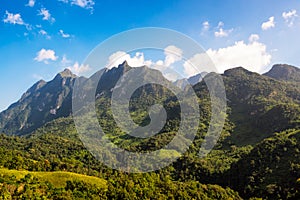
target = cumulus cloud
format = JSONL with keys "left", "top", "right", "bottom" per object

{"left": 107, "top": 45, "right": 183, "bottom": 70}
{"left": 261, "top": 16, "right": 275, "bottom": 30}
{"left": 60, "top": 0, "right": 95, "bottom": 12}
{"left": 59, "top": 30, "right": 71, "bottom": 38}
{"left": 3, "top": 11, "right": 25, "bottom": 25}
{"left": 208, "top": 40, "right": 271, "bottom": 73}
{"left": 106, "top": 46, "right": 184, "bottom": 81}
{"left": 34, "top": 49, "right": 58, "bottom": 64}
{"left": 107, "top": 51, "right": 152, "bottom": 68}
{"left": 72, "top": 0, "right": 95, "bottom": 9}
{"left": 282, "top": 10, "right": 298, "bottom": 27}
{"left": 67, "top": 62, "right": 91, "bottom": 75}
{"left": 26, "top": 0, "right": 35, "bottom": 7}
{"left": 214, "top": 21, "right": 233, "bottom": 37}
{"left": 164, "top": 45, "right": 183, "bottom": 67}
{"left": 38, "top": 8, "right": 55, "bottom": 23}
{"left": 183, "top": 39, "right": 271, "bottom": 76}
{"left": 215, "top": 28, "right": 232, "bottom": 37}
{"left": 183, "top": 53, "right": 212, "bottom": 77}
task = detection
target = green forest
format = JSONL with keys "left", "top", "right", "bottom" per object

{"left": 0, "top": 63, "right": 299, "bottom": 199}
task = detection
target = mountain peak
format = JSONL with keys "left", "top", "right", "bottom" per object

{"left": 116, "top": 60, "right": 131, "bottom": 71}
{"left": 264, "top": 64, "right": 300, "bottom": 82}
{"left": 223, "top": 66, "right": 256, "bottom": 77}
{"left": 120, "top": 60, "right": 128, "bottom": 66}
{"left": 58, "top": 68, "right": 77, "bottom": 78}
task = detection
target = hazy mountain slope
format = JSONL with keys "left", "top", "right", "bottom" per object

{"left": 0, "top": 61, "right": 176, "bottom": 137}
{"left": 264, "top": 64, "right": 300, "bottom": 82}
{"left": 0, "top": 69, "right": 80, "bottom": 135}
{"left": 174, "top": 72, "right": 207, "bottom": 89}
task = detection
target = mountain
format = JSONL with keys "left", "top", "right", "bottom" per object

{"left": 229, "top": 129, "right": 300, "bottom": 199}
{"left": 264, "top": 64, "right": 300, "bottom": 82}
{"left": 0, "top": 69, "right": 80, "bottom": 135}
{"left": 0, "top": 61, "right": 175, "bottom": 136}
{"left": 219, "top": 66, "right": 300, "bottom": 146}
{"left": 174, "top": 72, "right": 207, "bottom": 89}
{"left": 0, "top": 62, "right": 299, "bottom": 199}
{"left": 1, "top": 63, "right": 299, "bottom": 143}
{"left": 188, "top": 72, "right": 208, "bottom": 85}
{"left": 191, "top": 66, "right": 300, "bottom": 147}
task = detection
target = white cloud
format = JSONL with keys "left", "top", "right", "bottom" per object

{"left": 39, "top": 30, "right": 47, "bottom": 35}
{"left": 183, "top": 39, "right": 271, "bottom": 76}
{"left": 38, "top": 8, "right": 55, "bottom": 23}
{"left": 183, "top": 54, "right": 208, "bottom": 77}
{"left": 107, "top": 51, "right": 151, "bottom": 68}
{"left": 164, "top": 73, "right": 179, "bottom": 81}
{"left": 39, "top": 30, "right": 51, "bottom": 39}
{"left": 202, "top": 21, "right": 210, "bottom": 31}
{"left": 249, "top": 34, "right": 260, "bottom": 43}
{"left": 67, "top": 62, "right": 91, "bottom": 75}
{"left": 207, "top": 41, "right": 271, "bottom": 73}
{"left": 26, "top": 0, "right": 35, "bottom": 7}
{"left": 60, "top": 0, "right": 95, "bottom": 11}
{"left": 261, "top": 16, "right": 275, "bottom": 30}
{"left": 3, "top": 11, "right": 25, "bottom": 25}
{"left": 59, "top": 30, "right": 71, "bottom": 38}
{"left": 164, "top": 45, "right": 183, "bottom": 67}
{"left": 214, "top": 22, "right": 232, "bottom": 37}
{"left": 282, "top": 10, "right": 298, "bottom": 27}
{"left": 107, "top": 45, "right": 183, "bottom": 70}
{"left": 34, "top": 49, "right": 58, "bottom": 64}
{"left": 72, "top": 0, "right": 95, "bottom": 9}
{"left": 282, "top": 10, "right": 297, "bottom": 19}
{"left": 215, "top": 28, "right": 232, "bottom": 37}
{"left": 155, "top": 60, "right": 164, "bottom": 66}
{"left": 107, "top": 46, "right": 184, "bottom": 81}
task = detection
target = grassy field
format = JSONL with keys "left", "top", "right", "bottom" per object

{"left": 0, "top": 168, "right": 107, "bottom": 188}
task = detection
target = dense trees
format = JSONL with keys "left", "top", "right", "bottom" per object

{"left": 0, "top": 168, "right": 241, "bottom": 199}
{"left": 0, "top": 120, "right": 299, "bottom": 199}
{"left": 0, "top": 65, "right": 299, "bottom": 199}
{"left": 229, "top": 129, "right": 300, "bottom": 199}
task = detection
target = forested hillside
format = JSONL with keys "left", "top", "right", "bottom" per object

{"left": 0, "top": 63, "right": 299, "bottom": 199}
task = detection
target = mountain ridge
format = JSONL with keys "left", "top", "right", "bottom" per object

{"left": 0, "top": 69, "right": 78, "bottom": 135}
{"left": 0, "top": 63, "right": 299, "bottom": 137}
{"left": 264, "top": 64, "right": 300, "bottom": 82}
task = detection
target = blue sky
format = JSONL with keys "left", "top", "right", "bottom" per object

{"left": 0, "top": 0, "right": 300, "bottom": 111}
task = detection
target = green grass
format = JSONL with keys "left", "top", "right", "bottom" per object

{"left": 0, "top": 168, "right": 107, "bottom": 188}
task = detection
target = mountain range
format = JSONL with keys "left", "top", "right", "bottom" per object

{"left": 0, "top": 62, "right": 299, "bottom": 142}
{"left": 0, "top": 62, "right": 299, "bottom": 199}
